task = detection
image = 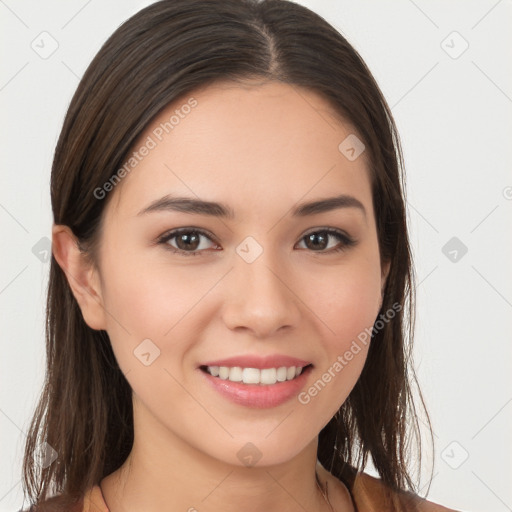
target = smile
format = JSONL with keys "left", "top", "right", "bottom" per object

{"left": 199, "top": 364, "right": 314, "bottom": 408}
{"left": 201, "top": 365, "right": 311, "bottom": 385}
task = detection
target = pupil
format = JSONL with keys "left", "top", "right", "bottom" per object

{"left": 178, "top": 233, "right": 199, "bottom": 250}
{"left": 307, "top": 233, "right": 327, "bottom": 250}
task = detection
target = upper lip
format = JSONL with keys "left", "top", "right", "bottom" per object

{"left": 200, "top": 355, "right": 312, "bottom": 370}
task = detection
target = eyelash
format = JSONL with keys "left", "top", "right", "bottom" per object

{"left": 156, "top": 227, "right": 357, "bottom": 257}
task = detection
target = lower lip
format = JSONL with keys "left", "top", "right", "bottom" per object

{"left": 199, "top": 365, "right": 313, "bottom": 409}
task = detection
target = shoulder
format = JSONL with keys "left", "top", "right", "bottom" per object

{"left": 16, "top": 485, "right": 102, "bottom": 512}
{"left": 352, "top": 472, "right": 460, "bottom": 512}
{"left": 16, "top": 500, "right": 83, "bottom": 512}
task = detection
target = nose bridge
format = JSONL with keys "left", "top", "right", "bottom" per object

{"left": 222, "top": 238, "right": 300, "bottom": 337}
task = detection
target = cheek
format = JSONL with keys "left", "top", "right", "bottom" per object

{"left": 297, "top": 257, "right": 381, "bottom": 411}
{"left": 305, "top": 256, "right": 382, "bottom": 344}
{"left": 101, "top": 249, "right": 210, "bottom": 335}
{"left": 98, "top": 248, "right": 228, "bottom": 386}
{"left": 98, "top": 260, "right": 207, "bottom": 410}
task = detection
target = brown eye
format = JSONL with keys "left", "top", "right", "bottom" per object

{"left": 298, "top": 229, "right": 356, "bottom": 253}
{"left": 173, "top": 231, "right": 201, "bottom": 251}
{"left": 158, "top": 229, "right": 218, "bottom": 256}
{"left": 157, "top": 227, "right": 356, "bottom": 257}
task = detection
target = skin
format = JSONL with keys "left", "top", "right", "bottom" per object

{"left": 53, "top": 80, "right": 390, "bottom": 512}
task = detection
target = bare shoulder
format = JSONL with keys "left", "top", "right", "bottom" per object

{"left": 353, "top": 472, "right": 461, "bottom": 512}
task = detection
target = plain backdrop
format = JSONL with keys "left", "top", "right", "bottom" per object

{"left": 1, "top": 1, "right": 511, "bottom": 511}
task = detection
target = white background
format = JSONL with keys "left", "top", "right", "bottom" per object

{"left": 1, "top": 1, "right": 511, "bottom": 511}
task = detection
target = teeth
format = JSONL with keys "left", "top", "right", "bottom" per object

{"left": 205, "top": 365, "right": 306, "bottom": 385}
{"left": 229, "top": 367, "right": 243, "bottom": 382}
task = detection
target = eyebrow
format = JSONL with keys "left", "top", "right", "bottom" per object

{"left": 137, "top": 193, "right": 367, "bottom": 220}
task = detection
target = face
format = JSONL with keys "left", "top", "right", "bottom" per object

{"left": 87, "top": 80, "right": 389, "bottom": 467}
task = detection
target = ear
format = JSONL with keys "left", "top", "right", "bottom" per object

{"left": 51, "top": 224, "right": 107, "bottom": 331}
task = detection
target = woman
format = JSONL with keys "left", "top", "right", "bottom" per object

{"left": 19, "top": 1, "right": 460, "bottom": 511}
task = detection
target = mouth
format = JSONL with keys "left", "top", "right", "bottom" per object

{"left": 199, "top": 363, "right": 314, "bottom": 386}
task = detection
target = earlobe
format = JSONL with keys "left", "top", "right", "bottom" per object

{"left": 51, "top": 224, "right": 107, "bottom": 331}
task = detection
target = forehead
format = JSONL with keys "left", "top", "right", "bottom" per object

{"left": 106, "top": 80, "right": 373, "bottom": 222}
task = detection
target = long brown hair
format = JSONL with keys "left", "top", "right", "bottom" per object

{"left": 21, "top": 0, "right": 434, "bottom": 510}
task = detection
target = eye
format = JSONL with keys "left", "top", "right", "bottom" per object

{"left": 157, "top": 228, "right": 218, "bottom": 256}
{"left": 297, "top": 228, "right": 356, "bottom": 253}
{"left": 156, "top": 227, "right": 357, "bottom": 256}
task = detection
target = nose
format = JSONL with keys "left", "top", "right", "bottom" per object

{"left": 221, "top": 250, "right": 301, "bottom": 339}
